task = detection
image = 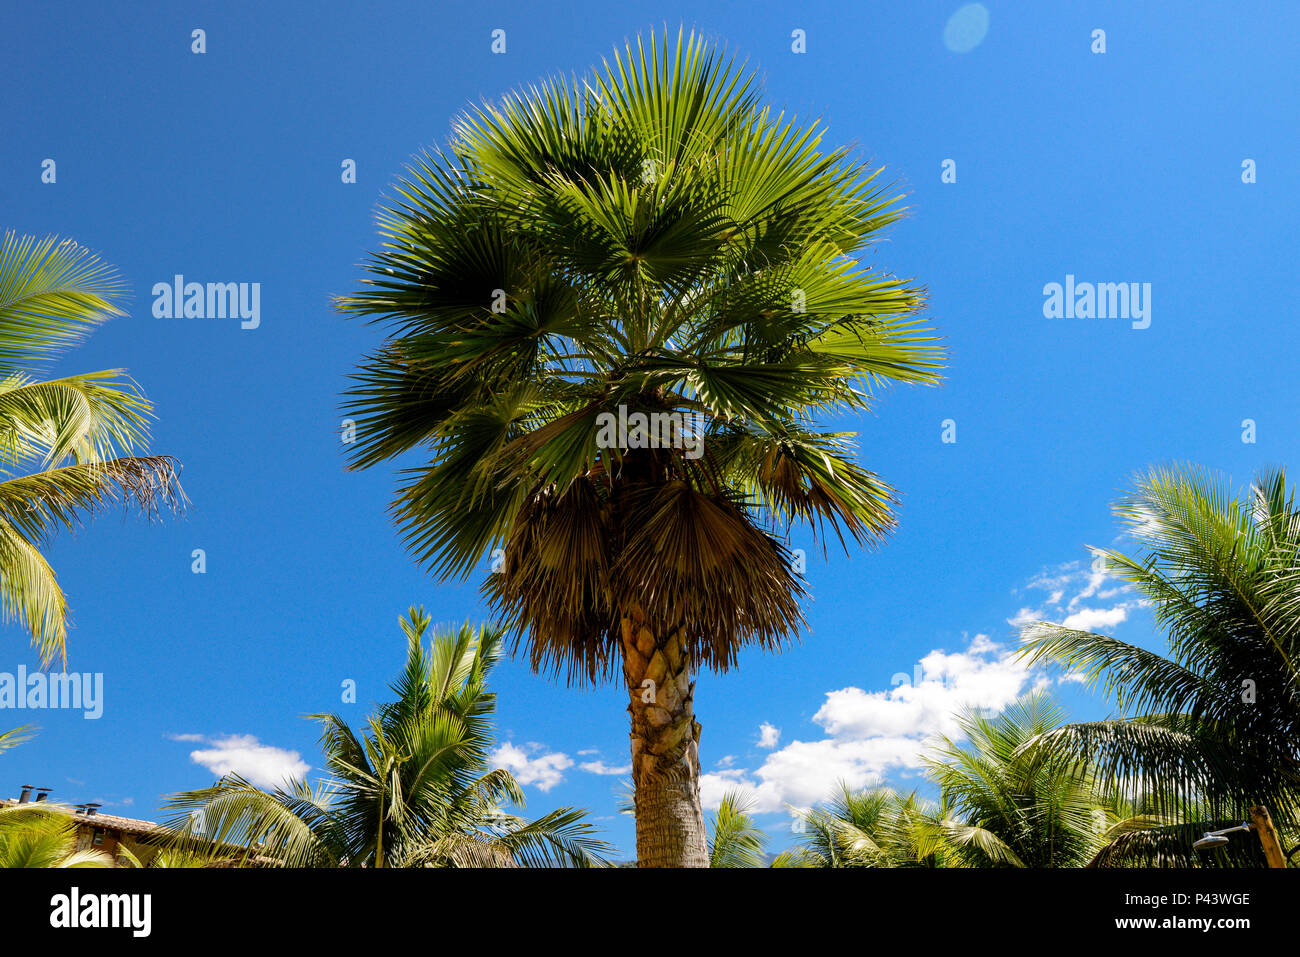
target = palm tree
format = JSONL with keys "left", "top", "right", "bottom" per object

{"left": 0, "top": 232, "right": 185, "bottom": 662}
{"left": 0, "top": 725, "right": 113, "bottom": 868}
{"left": 781, "top": 783, "right": 948, "bottom": 867}
{"left": 117, "top": 844, "right": 215, "bottom": 868}
{"left": 924, "top": 692, "right": 1164, "bottom": 867}
{"left": 163, "top": 608, "right": 610, "bottom": 867}
{"left": 337, "top": 28, "right": 941, "bottom": 866}
{"left": 1019, "top": 465, "right": 1300, "bottom": 862}
{"left": 0, "top": 804, "right": 114, "bottom": 868}
{"left": 707, "top": 790, "right": 767, "bottom": 867}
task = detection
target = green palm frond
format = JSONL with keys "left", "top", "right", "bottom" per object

{"left": 0, "top": 724, "right": 35, "bottom": 755}
{"left": 707, "top": 790, "right": 768, "bottom": 867}
{"left": 923, "top": 691, "right": 1143, "bottom": 868}
{"left": 0, "top": 234, "right": 184, "bottom": 660}
{"left": 0, "top": 371, "right": 154, "bottom": 466}
{"left": 0, "top": 803, "right": 114, "bottom": 868}
{"left": 0, "top": 521, "right": 68, "bottom": 664}
{"left": 784, "top": 783, "right": 950, "bottom": 868}
{"left": 162, "top": 775, "right": 339, "bottom": 869}
{"left": 0, "top": 456, "right": 186, "bottom": 542}
{"left": 0, "top": 233, "right": 128, "bottom": 374}
{"left": 0, "top": 455, "right": 184, "bottom": 663}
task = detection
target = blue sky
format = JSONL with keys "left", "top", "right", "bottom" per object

{"left": 1, "top": 1, "right": 1296, "bottom": 856}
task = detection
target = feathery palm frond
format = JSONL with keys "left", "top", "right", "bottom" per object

{"left": 0, "top": 234, "right": 185, "bottom": 661}
{"left": 707, "top": 790, "right": 767, "bottom": 867}
{"left": 0, "top": 803, "right": 114, "bottom": 868}
{"left": 1019, "top": 465, "right": 1300, "bottom": 841}
{"left": 0, "top": 233, "right": 127, "bottom": 374}
{"left": 785, "top": 783, "right": 950, "bottom": 868}
{"left": 924, "top": 691, "right": 1164, "bottom": 868}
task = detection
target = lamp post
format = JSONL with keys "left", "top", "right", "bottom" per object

{"left": 1248, "top": 805, "right": 1288, "bottom": 868}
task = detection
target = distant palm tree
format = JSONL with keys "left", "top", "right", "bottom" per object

{"left": 163, "top": 609, "right": 610, "bottom": 867}
{"left": 0, "top": 804, "right": 114, "bottom": 868}
{"left": 707, "top": 790, "right": 767, "bottom": 867}
{"left": 0, "top": 725, "right": 113, "bottom": 868}
{"left": 781, "top": 783, "right": 948, "bottom": 867}
{"left": 338, "top": 28, "right": 941, "bottom": 866}
{"left": 0, "top": 232, "right": 184, "bottom": 662}
{"left": 1020, "top": 466, "right": 1300, "bottom": 856}
{"left": 925, "top": 693, "right": 1163, "bottom": 867}
{"left": 117, "top": 844, "right": 214, "bottom": 868}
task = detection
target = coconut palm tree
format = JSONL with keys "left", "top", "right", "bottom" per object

{"left": 0, "top": 232, "right": 185, "bottom": 662}
{"left": 163, "top": 608, "right": 610, "bottom": 867}
{"left": 707, "top": 790, "right": 767, "bottom": 867}
{"left": 117, "top": 844, "right": 215, "bottom": 868}
{"left": 337, "top": 28, "right": 941, "bottom": 866}
{"left": 0, "top": 804, "right": 114, "bottom": 868}
{"left": 1019, "top": 465, "right": 1300, "bottom": 861}
{"left": 924, "top": 692, "right": 1165, "bottom": 868}
{"left": 780, "top": 783, "right": 949, "bottom": 867}
{"left": 0, "top": 726, "right": 114, "bottom": 868}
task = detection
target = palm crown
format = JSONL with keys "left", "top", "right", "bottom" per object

{"left": 1020, "top": 465, "right": 1300, "bottom": 839}
{"left": 924, "top": 692, "right": 1166, "bottom": 868}
{"left": 338, "top": 29, "right": 941, "bottom": 678}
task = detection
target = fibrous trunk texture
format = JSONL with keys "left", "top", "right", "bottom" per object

{"left": 621, "top": 606, "right": 708, "bottom": 867}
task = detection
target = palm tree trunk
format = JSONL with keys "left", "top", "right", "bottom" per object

{"left": 621, "top": 605, "right": 709, "bottom": 867}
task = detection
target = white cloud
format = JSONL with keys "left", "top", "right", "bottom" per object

{"left": 1122, "top": 505, "right": 1164, "bottom": 542}
{"left": 579, "top": 760, "right": 631, "bottom": 776}
{"left": 187, "top": 734, "right": 310, "bottom": 790}
{"left": 1068, "top": 561, "right": 1108, "bottom": 610}
{"left": 166, "top": 733, "right": 205, "bottom": 743}
{"left": 491, "top": 742, "right": 573, "bottom": 792}
{"left": 1013, "top": 559, "right": 1135, "bottom": 635}
{"left": 699, "top": 556, "right": 1145, "bottom": 815}
{"left": 1008, "top": 606, "right": 1042, "bottom": 626}
{"left": 703, "top": 634, "right": 1039, "bottom": 813}
{"left": 1061, "top": 605, "right": 1129, "bottom": 632}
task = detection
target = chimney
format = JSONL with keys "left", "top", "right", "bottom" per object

{"left": 83, "top": 803, "right": 101, "bottom": 817}
{"left": 34, "top": 788, "right": 50, "bottom": 803}
{"left": 18, "top": 785, "right": 33, "bottom": 804}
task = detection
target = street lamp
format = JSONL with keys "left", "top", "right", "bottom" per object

{"left": 1192, "top": 823, "right": 1251, "bottom": 851}
{"left": 1191, "top": 806, "right": 1290, "bottom": 866}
